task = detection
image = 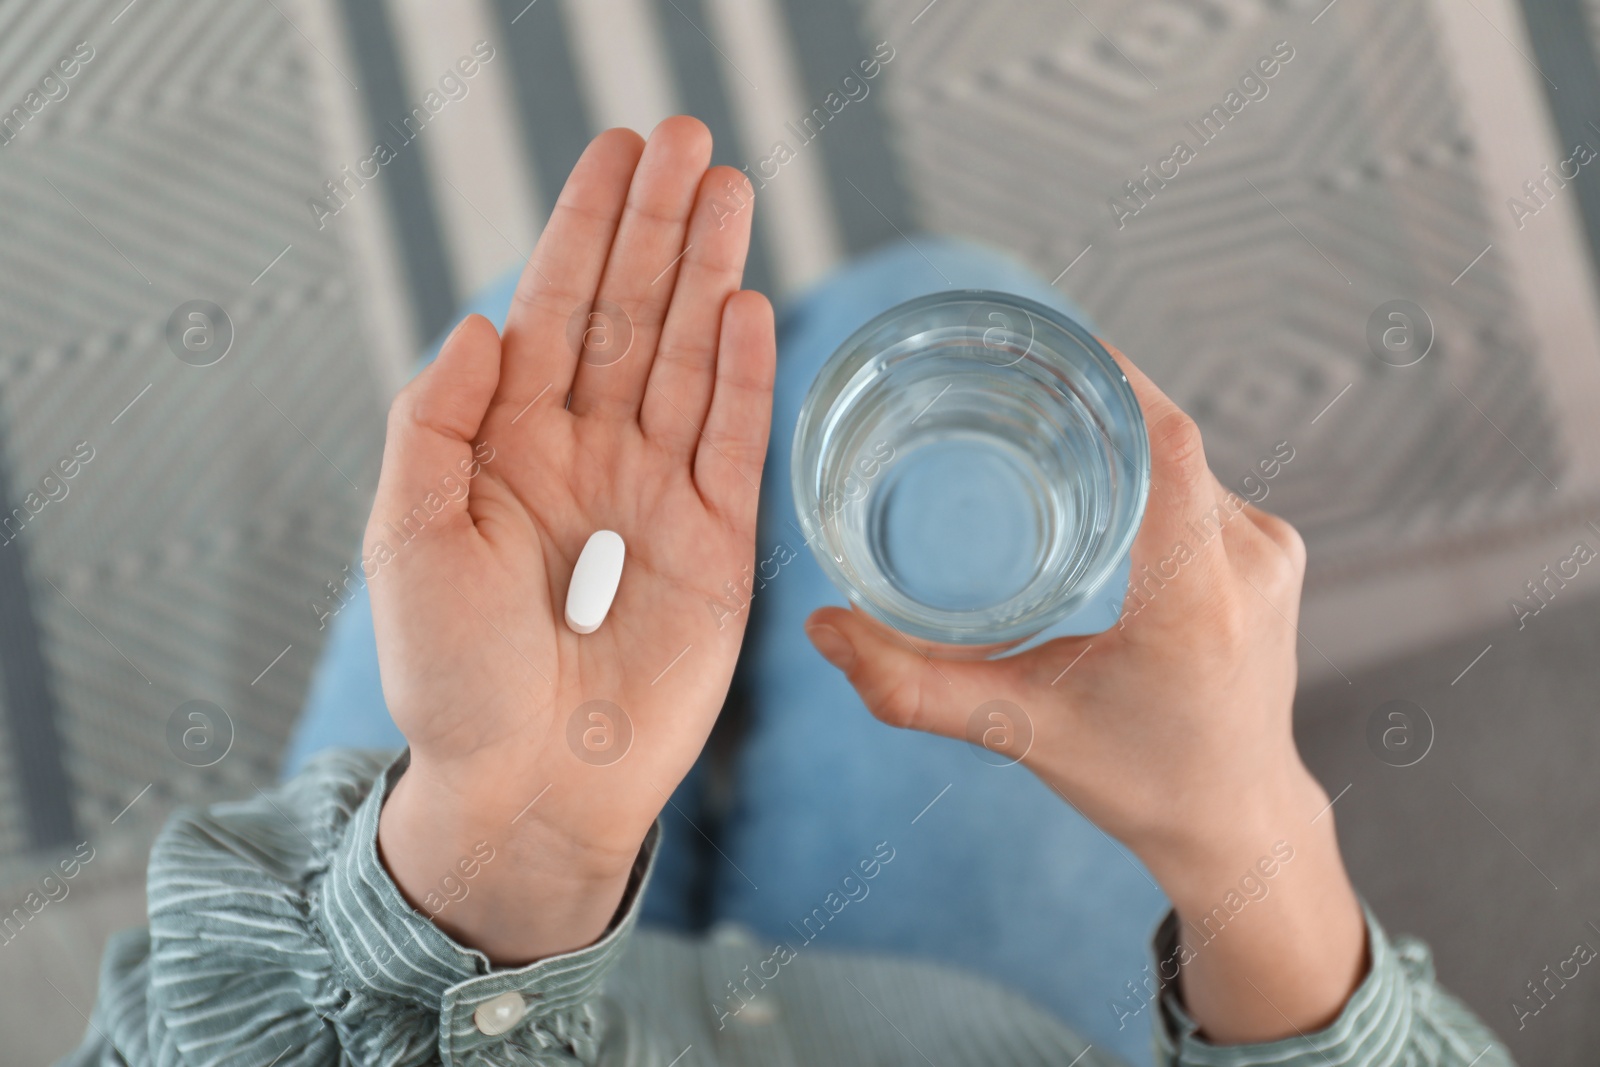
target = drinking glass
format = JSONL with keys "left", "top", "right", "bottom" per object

{"left": 791, "top": 290, "right": 1149, "bottom": 655}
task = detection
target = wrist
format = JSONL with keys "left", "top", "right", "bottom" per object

{"left": 403, "top": 748, "right": 652, "bottom": 873}
{"left": 1130, "top": 758, "right": 1328, "bottom": 906}
{"left": 1171, "top": 828, "right": 1367, "bottom": 1043}
{"left": 1133, "top": 764, "right": 1368, "bottom": 1043}
{"left": 378, "top": 757, "right": 645, "bottom": 965}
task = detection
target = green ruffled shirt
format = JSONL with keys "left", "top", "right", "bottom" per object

{"left": 61, "top": 751, "right": 1513, "bottom": 1066}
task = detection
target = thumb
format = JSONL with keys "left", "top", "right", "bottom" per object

{"left": 805, "top": 606, "right": 967, "bottom": 739}
{"left": 369, "top": 314, "right": 502, "bottom": 548}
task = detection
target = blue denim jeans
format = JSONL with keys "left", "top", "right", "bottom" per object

{"left": 284, "top": 237, "right": 1166, "bottom": 1067}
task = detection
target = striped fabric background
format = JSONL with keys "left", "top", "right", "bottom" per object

{"left": 2, "top": 0, "right": 1600, "bottom": 1061}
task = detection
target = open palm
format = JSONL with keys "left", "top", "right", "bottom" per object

{"left": 366, "top": 119, "right": 773, "bottom": 864}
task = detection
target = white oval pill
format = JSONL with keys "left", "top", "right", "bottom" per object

{"left": 565, "top": 530, "right": 625, "bottom": 635}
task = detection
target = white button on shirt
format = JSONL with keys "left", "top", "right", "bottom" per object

{"left": 473, "top": 991, "right": 528, "bottom": 1036}
{"left": 735, "top": 996, "right": 779, "bottom": 1025}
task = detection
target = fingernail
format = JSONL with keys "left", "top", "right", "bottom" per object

{"left": 806, "top": 623, "right": 854, "bottom": 670}
{"left": 443, "top": 315, "right": 472, "bottom": 348}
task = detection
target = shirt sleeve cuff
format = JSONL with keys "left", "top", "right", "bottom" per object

{"left": 312, "top": 751, "right": 657, "bottom": 1067}
{"left": 1150, "top": 904, "right": 1409, "bottom": 1067}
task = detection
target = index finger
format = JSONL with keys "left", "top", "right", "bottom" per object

{"left": 492, "top": 128, "right": 646, "bottom": 418}
{"left": 1100, "top": 342, "right": 1233, "bottom": 585}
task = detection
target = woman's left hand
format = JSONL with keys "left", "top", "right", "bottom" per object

{"left": 369, "top": 118, "right": 774, "bottom": 964}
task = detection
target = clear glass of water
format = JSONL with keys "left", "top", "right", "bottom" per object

{"left": 791, "top": 290, "right": 1149, "bottom": 655}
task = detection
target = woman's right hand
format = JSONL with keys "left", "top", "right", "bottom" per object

{"left": 804, "top": 346, "right": 1369, "bottom": 1044}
